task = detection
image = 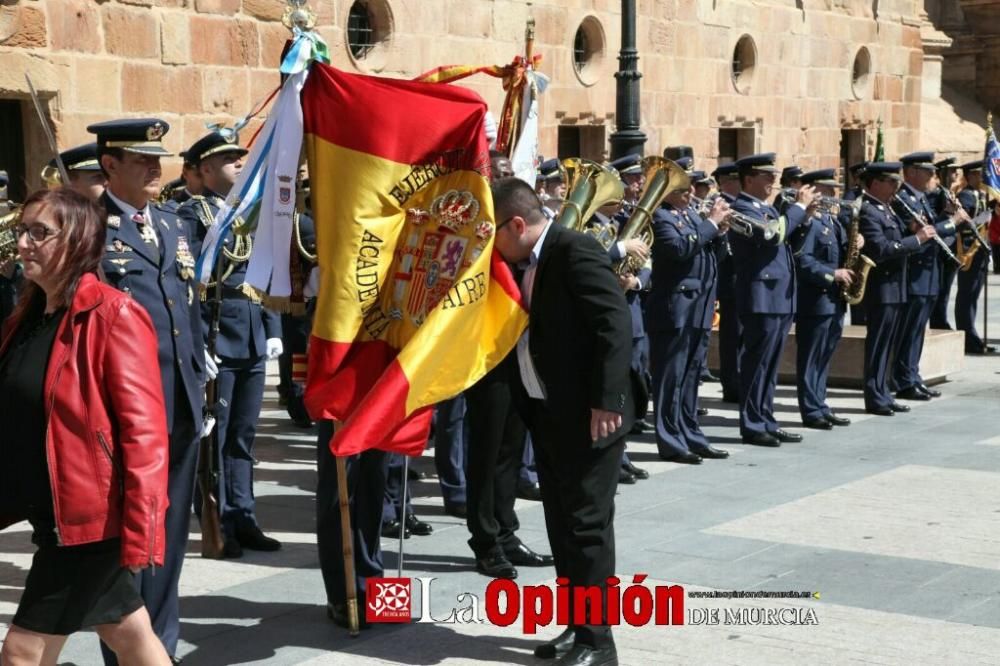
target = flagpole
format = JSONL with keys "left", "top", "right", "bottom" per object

{"left": 398, "top": 456, "right": 409, "bottom": 578}
{"left": 335, "top": 451, "right": 360, "bottom": 637}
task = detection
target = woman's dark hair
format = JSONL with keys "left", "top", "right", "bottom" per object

{"left": 10, "top": 188, "right": 106, "bottom": 322}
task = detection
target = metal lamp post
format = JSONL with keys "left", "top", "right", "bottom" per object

{"left": 609, "top": 0, "right": 647, "bottom": 160}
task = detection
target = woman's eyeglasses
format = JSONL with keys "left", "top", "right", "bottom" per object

{"left": 15, "top": 224, "right": 61, "bottom": 243}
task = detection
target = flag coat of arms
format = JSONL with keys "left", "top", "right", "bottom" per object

{"left": 302, "top": 63, "right": 527, "bottom": 456}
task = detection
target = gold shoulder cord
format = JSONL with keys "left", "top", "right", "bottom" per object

{"left": 293, "top": 211, "right": 317, "bottom": 262}
{"left": 203, "top": 206, "right": 253, "bottom": 288}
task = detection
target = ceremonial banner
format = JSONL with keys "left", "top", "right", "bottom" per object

{"left": 302, "top": 63, "right": 528, "bottom": 456}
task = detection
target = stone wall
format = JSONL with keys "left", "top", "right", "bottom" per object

{"left": 0, "top": 0, "right": 928, "bottom": 191}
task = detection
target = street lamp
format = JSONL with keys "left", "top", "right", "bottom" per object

{"left": 608, "top": 0, "right": 647, "bottom": 160}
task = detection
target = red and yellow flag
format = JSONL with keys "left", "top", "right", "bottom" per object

{"left": 302, "top": 63, "right": 528, "bottom": 457}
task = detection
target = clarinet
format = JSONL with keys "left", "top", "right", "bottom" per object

{"left": 891, "top": 194, "right": 962, "bottom": 266}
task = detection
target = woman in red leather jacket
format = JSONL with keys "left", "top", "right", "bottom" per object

{"left": 0, "top": 188, "right": 170, "bottom": 665}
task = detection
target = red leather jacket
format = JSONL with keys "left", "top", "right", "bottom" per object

{"left": 0, "top": 273, "right": 169, "bottom": 567}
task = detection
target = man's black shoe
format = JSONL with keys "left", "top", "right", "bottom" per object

{"left": 237, "top": 526, "right": 282, "bottom": 551}
{"left": 327, "top": 602, "right": 370, "bottom": 630}
{"left": 170, "top": 656, "right": 183, "bottom": 665}
{"left": 406, "top": 466, "right": 426, "bottom": 481}
{"left": 533, "top": 627, "right": 576, "bottom": 659}
{"left": 866, "top": 406, "right": 894, "bottom": 416}
{"left": 825, "top": 413, "right": 851, "bottom": 426}
{"left": 896, "top": 387, "right": 930, "bottom": 401}
{"left": 618, "top": 469, "right": 637, "bottom": 484}
{"left": 405, "top": 514, "right": 433, "bottom": 536}
{"left": 380, "top": 519, "right": 409, "bottom": 539}
{"left": 743, "top": 432, "right": 780, "bottom": 447}
{"left": 223, "top": 537, "right": 243, "bottom": 559}
{"left": 917, "top": 383, "right": 942, "bottom": 397}
{"left": 475, "top": 548, "right": 517, "bottom": 579}
{"left": 701, "top": 370, "right": 719, "bottom": 382}
{"left": 692, "top": 445, "right": 729, "bottom": 459}
{"left": 771, "top": 429, "right": 803, "bottom": 443}
{"left": 889, "top": 402, "right": 911, "bottom": 413}
{"left": 697, "top": 407, "right": 709, "bottom": 416}
{"left": 622, "top": 461, "right": 649, "bottom": 479}
{"left": 803, "top": 417, "right": 833, "bottom": 430}
{"left": 291, "top": 416, "right": 314, "bottom": 428}
{"left": 516, "top": 482, "right": 543, "bottom": 502}
{"left": 504, "top": 543, "right": 554, "bottom": 567}
{"left": 443, "top": 501, "right": 467, "bottom": 519}
{"left": 555, "top": 644, "right": 619, "bottom": 666}
{"left": 721, "top": 390, "right": 739, "bottom": 403}
{"left": 659, "top": 451, "right": 702, "bottom": 464}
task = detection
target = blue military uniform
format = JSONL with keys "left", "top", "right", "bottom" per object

{"left": 589, "top": 205, "right": 652, "bottom": 475}
{"left": 648, "top": 197, "right": 720, "bottom": 461}
{"left": 278, "top": 208, "right": 318, "bottom": 426}
{"left": 791, "top": 169, "right": 849, "bottom": 426}
{"left": 858, "top": 163, "right": 925, "bottom": 412}
{"left": 89, "top": 119, "right": 204, "bottom": 661}
{"left": 890, "top": 152, "right": 958, "bottom": 397}
{"left": 954, "top": 160, "right": 992, "bottom": 352}
{"left": 729, "top": 154, "right": 808, "bottom": 443}
{"left": 929, "top": 157, "right": 959, "bottom": 329}
{"left": 712, "top": 164, "right": 741, "bottom": 402}
{"left": 177, "top": 132, "right": 282, "bottom": 552}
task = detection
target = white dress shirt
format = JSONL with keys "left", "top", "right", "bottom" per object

{"left": 516, "top": 220, "right": 553, "bottom": 399}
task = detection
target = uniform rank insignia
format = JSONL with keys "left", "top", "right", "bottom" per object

{"left": 107, "top": 215, "right": 121, "bottom": 229}
{"left": 176, "top": 235, "right": 196, "bottom": 280}
{"left": 752, "top": 201, "right": 761, "bottom": 209}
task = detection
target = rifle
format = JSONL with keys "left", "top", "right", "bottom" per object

{"left": 198, "top": 249, "right": 226, "bottom": 559}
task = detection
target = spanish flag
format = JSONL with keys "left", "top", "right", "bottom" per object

{"left": 302, "top": 63, "right": 527, "bottom": 456}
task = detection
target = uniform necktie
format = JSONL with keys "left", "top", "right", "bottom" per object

{"left": 132, "top": 211, "right": 159, "bottom": 248}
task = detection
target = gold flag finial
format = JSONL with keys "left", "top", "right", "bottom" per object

{"left": 282, "top": 0, "right": 316, "bottom": 31}
{"left": 525, "top": 17, "right": 536, "bottom": 61}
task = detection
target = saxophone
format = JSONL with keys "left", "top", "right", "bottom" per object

{"left": 841, "top": 197, "right": 875, "bottom": 305}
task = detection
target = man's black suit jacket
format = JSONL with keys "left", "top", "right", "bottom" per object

{"left": 516, "top": 223, "right": 638, "bottom": 450}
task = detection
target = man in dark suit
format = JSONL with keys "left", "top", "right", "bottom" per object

{"left": 89, "top": 118, "right": 205, "bottom": 664}
{"left": 954, "top": 160, "right": 994, "bottom": 353}
{"left": 729, "top": 153, "right": 817, "bottom": 447}
{"left": 791, "top": 169, "right": 855, "bottom": 429}
{"left": 858, "top": 162, "right": 937, "bottom": 415}
{"left": 178, "top": 131, "right": 284, "bottom": 558}
{"left": 890, "top": 152, "right": 958, "bottom": 402}
{"left": 713, "top": 163, "right": 742, "bottom": 403}
{"left": 647, "top": 178, "right": 730, "bottom": 464}
{"left": 493, "top": 177, "right": 633, "bottom": 666}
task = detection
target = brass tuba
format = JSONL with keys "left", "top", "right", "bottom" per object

{"left": 555, "top": 159, "right": 624, "bottom": 232}
{"left": 615, "top": 157, "right": 690, "bottom": 275}
{"left": 841, "top": 196, "right": 875, "bottom": 305}
{"left": 1, "top": 205, "right": 21, "bottom": 264}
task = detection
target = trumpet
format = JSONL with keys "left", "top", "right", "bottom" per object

{"left": 725, "top": 210, "right": 778, "bottom": 241}
{"left": 891, "top": 193, "right": 961, "bottom": 266}
{"left": 817, "top": 196, "right": 852, "bottom": 215}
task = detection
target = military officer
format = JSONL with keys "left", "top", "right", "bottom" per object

{"left": 278, "top": 201, "right": 318, "bottom": 427}
{"left": 776, "top": 164, "right": 804, "bottom": 215}
{"left": 890, "top": 152, "right": 958, "bottom": 402}
{"left": 691, "top": 171, "right": 713, "bottom": 201}
{"left": 792, "top": 169, "right": 856, "bottom": 429}
{"left": 955, "top": 160, "right": 995, "bottom": 353}
{"left": 713, "top": 163, "right": 742, "bottom": 403}
{"left": 89, "top": 118, "right": 205, "bottom": 664}
{"left": 47, "top": 143, "right": 106, "bottom": 201}
{"left": 929, "top": 157, "right": 960, "bottom": 329}
{"left": 585, "top": 181, "right": 651, "bottom": 482}
{"left": 648, "top": 176, "right": 731, "bottom": 463}
{"left": 844, "top": 161, "right": 868, "bottom": 202}
{"left": 163, "top": 151, "right": 204, "bottom": 215}
{"left": 729, "top": 153, "right": 817, "bottom": 447}
{"left": 177, "top": 131, "right": 283, "bottom": 558}
{"left": 859, "top": 162, "right": 938, "bottom": 415}
{"left": 535, "top": 158, "right": 566, "bottom": 221}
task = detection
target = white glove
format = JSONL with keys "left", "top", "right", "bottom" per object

{"left": 200, "top": 415, "right": 216, "bottom": 439}
{"left": 266, "top": 337, "right": 283, "bottom": 360}
{"left": 204, "top": 351, "right": 219, "bottom": 380}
